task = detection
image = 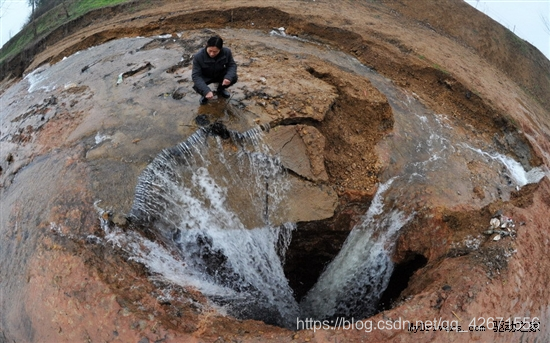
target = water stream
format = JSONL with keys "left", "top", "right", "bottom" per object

{"left": 2, "top": 26, "right": 549, "bottom": 341}
{"left": 123, "top": 125, "right": 300, "bottom": 328}
{"left": 100, "top": 32, "right": 545, "bottom": 328}
{"left": 300, "top": 178, "right": 412, "bottom": 320}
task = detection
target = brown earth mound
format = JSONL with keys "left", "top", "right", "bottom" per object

{"left": 1, "top": 1, "right": 549, "bottom": 343}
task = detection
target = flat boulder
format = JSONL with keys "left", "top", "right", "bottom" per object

{"left": 264, "top": 124, "right": 329, "bottom": 182}
{"left": 285, "top": 179, "right": 338, "bottom": 223}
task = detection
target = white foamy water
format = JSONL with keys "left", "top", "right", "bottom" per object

{"left": 300, "top": 179, "right": 413, "bottom": 320}
{"left": 462, "top": 145, "right": 547, "bottom": 187}
{"left": 98, "top": 214, "right": 298, "bottom": 326}
{"left": 94, "top": 132, "right": 110, "bottom": 145}
{"left": 25, "top": 65, "right": 56, "bottom": 93}
{"left": 124, "top": 126, "right": 300, "bottom": 327}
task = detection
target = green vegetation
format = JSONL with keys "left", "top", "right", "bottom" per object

{"left": 432, "top": 63, "right": 449, "bottom": 75}
{"left": 506, "top": 29, "right": 529, "bottom": 55}
{"left": 0, "top": 0, "right": 132, "bottom": 64}
{"left": 70, "top": 0, "right": 131, "bottom": 17}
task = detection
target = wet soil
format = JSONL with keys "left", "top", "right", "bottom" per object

{"left": 1, "top": 1, "right": 550, "bottom": 343}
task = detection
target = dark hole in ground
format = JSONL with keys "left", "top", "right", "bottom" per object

{"left": 376, "top": 252, "right": 427, "bottom": 312}
{"left": 283, "top": 224, "right": 427, "bottom": 326}
{"left": 283, "top": 221, "right": 351, "bottom": 302}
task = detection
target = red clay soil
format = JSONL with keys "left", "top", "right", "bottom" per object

{"left": 1, "top": 1, "right": 550, "bottom": 342}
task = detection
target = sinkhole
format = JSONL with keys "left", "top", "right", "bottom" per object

{"left": 377, "top": 252, "right": 428, "bottom": 311}
{"left": 127, "top": 122, "right": 420, "bottom": 329}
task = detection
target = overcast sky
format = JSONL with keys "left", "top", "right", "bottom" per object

{"left": 1, "top": 0, "right": 29, "bottom": 48}
{"left": 1, "top": 0, "right": 549, "bottom": 59}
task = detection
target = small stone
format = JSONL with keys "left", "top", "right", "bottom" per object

{"left": 442, "top": 284, "right": 451, "bottom": 291}
{"left": 195, "top": 114, "right": 210, "bottom": 126}
{"left": 112, "top": 213, "right": 128, "bottom": 227}
{"left": 172, "top": 87, "right": 186, "bottom": 100}
{"left": 490, "top": 218, "right": 500, "bottom": 229}
{"left": 492, "top": 234, "right": 501, "bottom": 241}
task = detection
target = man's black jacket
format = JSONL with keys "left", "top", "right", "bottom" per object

{"left": 192, "top": 47, "right": 237, "bottom": 96}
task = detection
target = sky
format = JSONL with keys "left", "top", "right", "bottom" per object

{"left": 0, "top": 0, "right": 29, "bottom": 48}
{"left": 0, "top": 0, "right": 549, "bottom": 59}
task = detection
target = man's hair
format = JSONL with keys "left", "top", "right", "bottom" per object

{"left": 206, "top": 36, "right": 224, "bottom": 50}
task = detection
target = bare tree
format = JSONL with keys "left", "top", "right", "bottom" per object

{"left": 28, "top": 0, "right": 39, "bottom": 37}
{"left": 541, "top": 14, "right": 550, "bottom": 35}
{"left": 60, "top": 0, "right": 70, "bottom": 18}
{"left": 0, "top": 0, "right": 8, "bottom": 19}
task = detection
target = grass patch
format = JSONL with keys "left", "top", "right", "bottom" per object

{"left": 433, "top": 63, "right": 449, "bottom": 75}
{"left": 71, "top": 0, "right": 132, "bottom": 17}
{"left": 504, "top": 28, "right": 529, "bottom": 56}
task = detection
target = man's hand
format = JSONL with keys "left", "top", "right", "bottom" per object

{"left": 221, "top": 79, "right": 231, "bottom": 86}
{"left": 205, "top": 91, "right": 214, "bottom": 99}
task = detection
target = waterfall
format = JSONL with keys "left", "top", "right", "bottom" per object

{"left": 116, "top": 37, "right": 547, "bottom": 328}
{"left": 119, "top": 112, "right": 545, "bottom": 329}
{"left": 127, "top": 123, "right": 299, "bottom": 328}
{"left": 300, "top": 178, "right": 413, "bottom": 320}
{"left": 124, "top": 135, "right": 412, "bottom": 327}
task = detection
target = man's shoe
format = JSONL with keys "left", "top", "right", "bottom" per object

{"left": 200, "top": 96, "right": 208, "bottom": 105}
{"left": 218, "top": 89, "right": 230, "bottom": 99}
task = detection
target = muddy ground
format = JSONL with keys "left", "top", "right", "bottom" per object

{"left": 1, "top": 0, "right": 550, "bottom": 342}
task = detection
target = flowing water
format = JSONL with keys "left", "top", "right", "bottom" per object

{"left": 3, "top": 29, "right": 547, "bottom": 332}
{"left": 116, "top": 31, "right": 546, "bottom": 327}
{"left": 300, "top": 178, "right": 413, "bottom": 320}
{"left": 123, "top": 125, "right": 301, "bottom": 328}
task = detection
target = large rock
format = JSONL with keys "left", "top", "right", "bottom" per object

{"left": 285, "top": 178, "right": 338, "bottom": 223}
{"left": 262, "top": 124, "right": 336, "bottom": 223}
{"left": 265, "top": 124, "right": 329, "bottom": 182}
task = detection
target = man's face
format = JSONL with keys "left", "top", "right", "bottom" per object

{"left": 206, "top": 46, "right": 221, "bottom": 58}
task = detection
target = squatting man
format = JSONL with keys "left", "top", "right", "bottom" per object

{"left": 192, "top": 36, "right": 238, "bottom": 105}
